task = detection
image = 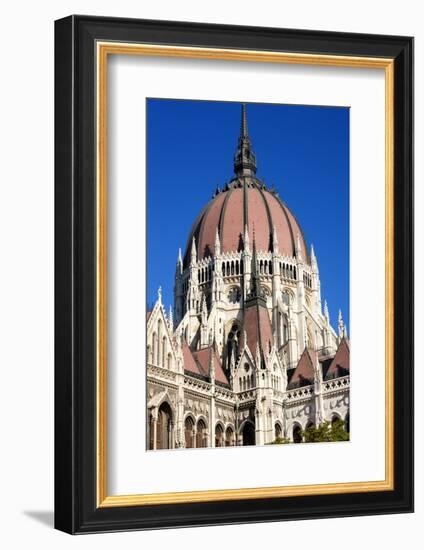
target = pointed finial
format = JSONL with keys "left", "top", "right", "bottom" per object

{"left": 324, "top": 300, "right": 329, "bottom": 322}
{"left": 168, "top": 305, "right": 173, "bottom": 329}
{"left": 338, "top": 309, "right": 344, "bottom": 338}
{"left": 311, "top": 244, "right": 316, "bottom": 263}
{"left": 241, "top": 103, "right": 249, "bottom": 138}
{"left": 244, "top": 224, "right": 250, "bottom": 252}
{"left": 273, "top": 226, "right": 279, "bottom": 253}
{"left": 296, "top": 233, "right": 303, "bottom": 261}
{"left": 214, "top": 227, "right": 221, "bottom": 255}
{"left": 158, "top": 286, "right": 162, "bottom": 304}
{"left": 176, "top": 248, "right": 183, "bottom": 276}
{"left": 190, "top": 236, "right": 197, "bottom": 264}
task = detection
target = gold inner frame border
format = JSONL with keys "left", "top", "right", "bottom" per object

{"left": 96, "top": 42, "right": 394, "bottom": 508}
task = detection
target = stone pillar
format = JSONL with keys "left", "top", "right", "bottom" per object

{"left": 151, "top": 409, "right": 158, "bottom": 451}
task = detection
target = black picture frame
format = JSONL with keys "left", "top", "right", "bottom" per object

{"left": 55, "top": 15, "right": 414, "bottom": 534}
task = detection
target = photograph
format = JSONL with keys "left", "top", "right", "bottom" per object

{"left": 146, "top": 99, "right": 350, "bottom": 450}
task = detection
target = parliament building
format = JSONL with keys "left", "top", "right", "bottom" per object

{"left": 146, "top": 105, "right": 350, "bottom": 450}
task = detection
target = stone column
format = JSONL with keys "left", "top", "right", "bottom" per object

{"left": 151, "top": 408, "right": 158, "bottom": 451}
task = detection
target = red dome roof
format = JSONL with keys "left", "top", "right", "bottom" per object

{"left": 183, "top": 104, "right": 309, "bottom": 267}
{"left": 183, "top": 181, "right": 309, "bottom": 267}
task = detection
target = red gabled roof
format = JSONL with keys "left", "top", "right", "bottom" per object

{"left": 244, "top": 304, "right": 273, "bottom": 358}
{"left": 288, "top": 348, "right": 316, "bottom": 388}
{"left": 324, "top": 338, "right": 350, "bottom": 380}
{"left": 192, "top": 346, "right": 229, "bottom": 385}
{"left": 182, "top": 341, "right": 203, "bottom": 376}
{"left": 191, "top": 347, "right": 211, "bottom": 377}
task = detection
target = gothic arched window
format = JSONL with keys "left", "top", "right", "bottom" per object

{"left": 156, "top": 402, "right": 172, "bottom": 450}
{"left": 293, "top": 424, "right": 302, "bottom": 443}
{"left": 225, "top": 427, "right": 234, "bottom": 446}
{"left": 185, "top": 416, "right": 195, "bottom": 448}
{"left": 275, "top": 423, "right": 282, "bottom": 440}
{"left": 215, "top": 424, "right": 224, "bottom": 447}
{"left": 196, "top": 419, "right": 208, "bottom": 448}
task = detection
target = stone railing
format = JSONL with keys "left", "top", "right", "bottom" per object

{"left": 285, "top": 385, "right": 313, "bottom": 402}
{"left": 147, "top": 363, "right": 177, "bottom": 382}
{"left": 323, "top": 376, "right": 350, "bottom": 393}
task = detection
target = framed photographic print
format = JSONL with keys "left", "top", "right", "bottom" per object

{"left": 54, "top": 15, "right": 414, "bottom": 533}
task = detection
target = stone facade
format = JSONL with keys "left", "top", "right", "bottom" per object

{"left": 147, "top": 105, "right": 350, "bottom": 450}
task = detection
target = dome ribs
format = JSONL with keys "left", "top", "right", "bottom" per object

{"left": 220, "top": 188, "right": 245, "bottom": 254}
{"left": 280, "top": 198, "right": 310, "bottom": 264}
{"left": 255, "top": 184, "right": 274, "bottom": 252}
{"left": 246, "top": 187, "right": 269, "bottom": 253}
{"left": 218, "top": 188, "right": 234, "bottom": 249}
{"left": 273, "top": 195, "right": 296, "bottom": 258}
{"left": 183, "top": 204, "right": 209, "bottom": 268}
{"left": 243, "top": 179, "right": 249, "bottom": 230}
{"left": 197, "top": 191, "right": 226, "bottom": 261}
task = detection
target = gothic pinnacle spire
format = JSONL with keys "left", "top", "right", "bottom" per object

{"left": 250, "top": 230, "right": 261, "bottom": 299}
{"left": 234, "top": 103, "right": 257, "bottom": 177}
{"left": 296, "top": 233, "right": 303, "bottom": 262}
{"left": 324, "top": 300, "right": 329, "bottom": 322}
{"left": 241, "top": 103, "right": 249, "bottom": 138}
{"left": 214, "top": 227, "right": 221, "bottom": 255}
{"left": 190, "top": 236, "right": 197, "bottom": 264}
{"left": 244, "top": 224, "right": 250, "bottom": 252}
{"left": 273, "top": 225, "right": 279, "bottom": 253}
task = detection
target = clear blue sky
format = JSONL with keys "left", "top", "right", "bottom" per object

{"left": 147, "top": 98, "right": 350, "bottom": 331}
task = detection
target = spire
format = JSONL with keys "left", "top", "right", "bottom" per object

{"left": 296, "top": 233, "right": 303, "bottom": 262}
{"left": 250, "top": 232, "right": 260, "bottom": 298}
{"left": 324, "top": 300, "right": 329, "bottom": 323}
{"left": 311, "top": 244, "right": 316, "bottom": 265}
{"left": 338, "top": 309, "right": 344, "bottom": 339}
{"left": 157, "top": 286, "right": 162, "bottom": 305}
{"left": 190, "top": 236, "right": 197, "bottom": 264}
{"left": 234, "top": 104, "right": 257, "bottom": 177}
{"left": 272, "top": 226, "right": 279, "bottom": 254}
{"left": 241, "top": 102, "right": 249, "bottom": 138}
{"left": 176, "top": 247, "right": 183, "bottom": 276}
{"left": 244, "top": 224, "right": 250, "bottom": 252}
{"left": 168, "top": 305, "right": 173, "bottom": 330}
{"left": 214, "top": 227, "right": 221, "bottom": 256}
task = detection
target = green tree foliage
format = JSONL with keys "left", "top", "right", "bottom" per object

{"left": 268, "top": 419, "right": 349, "bottom": 444}
{"left": 303, "top": 419, "right": 349, "bottom": 443}
{"left": 269, "top": 436, "right": 291, "bottom": 445}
